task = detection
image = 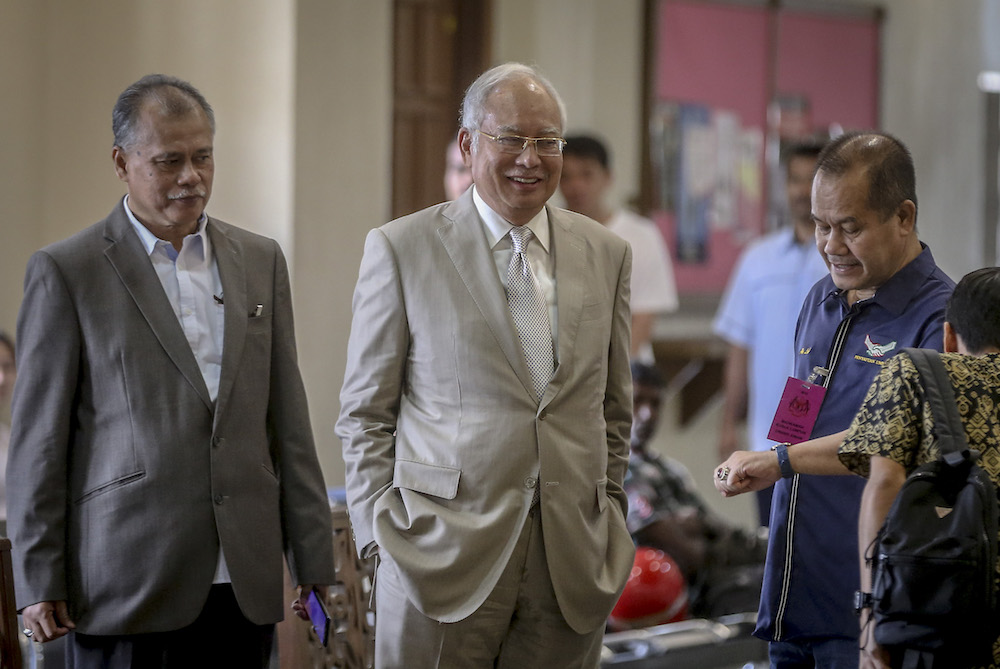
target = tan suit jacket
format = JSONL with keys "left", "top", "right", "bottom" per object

{"left": 337, "top": 191, "right": 635, "bottom": 633}
{"left": 7, "top": 202, "right": 335, "bottom": 634}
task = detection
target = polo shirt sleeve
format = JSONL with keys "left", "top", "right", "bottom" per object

{"left": 712, "top": 246, "right": 757, "bottom": 347}
{"left": 838, "top": 353, "right": 924, "bottom": 478}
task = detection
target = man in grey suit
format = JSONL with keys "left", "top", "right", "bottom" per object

{"left": 7, "top": 74, "right": 334, "bottom": 667}
{"left": 338, "top": 63, "right": 635, "bottom": 668}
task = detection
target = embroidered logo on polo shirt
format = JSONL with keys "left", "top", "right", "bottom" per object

{"left": 864, "top": 334, "right": 897, "bottom": 357}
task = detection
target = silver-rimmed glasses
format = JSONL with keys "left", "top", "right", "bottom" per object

{"left": 477, "top": 130, "right": 567, "bottom": 157}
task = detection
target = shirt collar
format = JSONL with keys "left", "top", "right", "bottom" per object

{"left": 123, "top": 194, "right": 210, "bottom": 258}
{"left": 472, "top": 185, "right": 550, "bottom": 253}
{"left": 866, "top": 242, "right": 938, "bottom": 315}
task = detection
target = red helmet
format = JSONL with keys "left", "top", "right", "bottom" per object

{"left": 608, "top": 547, "right": 689, "bottom": 629}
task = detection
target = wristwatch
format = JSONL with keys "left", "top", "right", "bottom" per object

{"left": 854, "top": 590, "right": 874, "bottom": 616}
{"left": 772, "top": 442, "right": 795, "bottom": 478}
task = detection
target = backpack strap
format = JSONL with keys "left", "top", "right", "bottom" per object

{"left": 903, "top": 347, "right": 973, "bottom": 465}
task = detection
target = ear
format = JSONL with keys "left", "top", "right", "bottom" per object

{"left": 943, "top": 322, "right": 960, "bottom": 353}
{"left": 457, "top": 128, "right": 474, "bottom": 166}
{"left": 895, "top": 199, "right": 917, "bottom": 234}
{"left": 112, "top": 146, "right": 129, "bottom": 182}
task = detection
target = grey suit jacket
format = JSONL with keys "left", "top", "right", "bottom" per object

{"left": 7, "top": 201, "right": 335, "bottom": 634}
{"left": 337, "top": 191, "right": 635, "bottom": 634}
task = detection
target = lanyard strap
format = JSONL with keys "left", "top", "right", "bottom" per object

{"left": 807, "top": 311, "right": 856, "bottom": 388}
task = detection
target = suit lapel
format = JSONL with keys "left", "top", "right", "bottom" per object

{"left": 208, "top": 220, "right": 247, "bottom": 425}
{"left": 437, "top": 197, "right": 537, "bottom": 399}
{"left": 102, "top": 205, "right": 213, "bottom": 410}
{"left": 541, "top": 208, "right": 586, "bottom": 409}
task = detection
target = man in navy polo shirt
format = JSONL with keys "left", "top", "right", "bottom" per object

{"left": 715, "top": 131, "right": 954, "bottom": 668}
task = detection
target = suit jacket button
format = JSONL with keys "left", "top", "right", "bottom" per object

{"left": 538, "top": 410, "right": 547, "bottom": 420}
{"left": 524, "top": 477, "right": 537, "bottom": 489}
{"left": 214, "top": 494, "right": 225, "bottom": 505}
{"left": 213, "top": 437, "right": 224, "bottom": 448}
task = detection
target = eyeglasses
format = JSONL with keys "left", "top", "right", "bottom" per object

{"left": 477, "top": 130, "right": 567, "bottom": 157}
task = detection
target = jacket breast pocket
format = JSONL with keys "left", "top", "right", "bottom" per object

{"left": 246, "top": 312, "right": 272, "bottom": 335}
{"left": 393, "top": 459, "right": 461, "bottom": 500}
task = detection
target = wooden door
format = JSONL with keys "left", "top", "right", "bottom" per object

{"left": 392, "top": 0, "right": 490, "bottom": 219}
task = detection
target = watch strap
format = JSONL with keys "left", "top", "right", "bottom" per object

{"left": 774, "top": 442, "right": 795, "bottom": 478}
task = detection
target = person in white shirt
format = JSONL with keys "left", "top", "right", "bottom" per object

{"left": 560, "top": 134, "right": 679, "bottom": 361}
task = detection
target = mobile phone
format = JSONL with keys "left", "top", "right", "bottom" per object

{"left": 307, "top": 589, "right": 331, "bottom": 647}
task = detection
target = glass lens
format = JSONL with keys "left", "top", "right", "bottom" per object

{"left": 534, "top": 139, "right": 563, "bottom": 156}
{"left": 494, "top": 136, "right": 526, "bottom": 152}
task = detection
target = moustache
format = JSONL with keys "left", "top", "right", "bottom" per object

{"left": 168, "top": 191, "right": 206, "bottom": 201}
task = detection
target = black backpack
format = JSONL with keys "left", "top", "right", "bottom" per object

{"left": 868, "top": 348, "right": 999, "bottom": 668}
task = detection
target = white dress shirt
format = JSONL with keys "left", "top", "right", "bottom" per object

{"left": 123, "top": 195, "right": 230, "bottom": 582}
{"left": 472, "top": 186, "right": 558, "bottom": 361}
{"left": 123, "top": 196, "right": 224, "bottom": 401}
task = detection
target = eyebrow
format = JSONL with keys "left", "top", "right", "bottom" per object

{"left": 494, "top": 125, "right": 562, "bottom": 137}
{"left": 153, "top": 147, "right": 213, "bottom": 159}
{"left": 811, "top": 214, "right": 861, "bottom": 225}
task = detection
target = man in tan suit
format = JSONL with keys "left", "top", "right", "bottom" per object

{"left": 338, "top": 63, "right": 635, "bottom": 668}
{"left": 8, "top": 74, "right": 334, "bottom": 667}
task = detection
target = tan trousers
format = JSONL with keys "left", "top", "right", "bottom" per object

{"left": 373, "top": 508, "right": 605, "bottom": 669}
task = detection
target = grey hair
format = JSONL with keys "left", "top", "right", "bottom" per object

{"left": 112, "top": 74, "right": 215, "bottom": 150}
{"left": 460, "top": 63, "right": 567, "bottom": 147}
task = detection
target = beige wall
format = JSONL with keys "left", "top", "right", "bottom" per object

{"left": 3, "top": 1, "right": 296, "bottom": 246}
{"left": 1, "top": 0, "right": 997, "bottom": 509}
{"left": 0, "top": 0, "right": 297, "bottom": 319}
{"left": 293, "top": 0, "right": 393, "bottom": 485}
{"left": 0, "top": 2, "right": 44, "bottom": 334}
{"left": 880, "top": 0, "right": 991, "bottom": 279}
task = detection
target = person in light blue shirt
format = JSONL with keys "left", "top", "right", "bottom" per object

{"left": 714, "top": 141, "right": 828, "bottom": 526}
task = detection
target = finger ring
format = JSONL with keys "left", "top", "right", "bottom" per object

{"left": 716, "top": 466, "right": 731, "bottom": 481}
{"left": 22, "top": 629, "right": 32, "bottom": 637}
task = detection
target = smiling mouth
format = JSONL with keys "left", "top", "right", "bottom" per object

{"left": 828, "top": 258, "right": 860, "bottom": 273}
{"left": 509, "top": 176, "right": 541, "bottom": 185}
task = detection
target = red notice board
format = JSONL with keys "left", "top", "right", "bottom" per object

{"left": 646, "top": 0, "right": 881, "bottom": 295}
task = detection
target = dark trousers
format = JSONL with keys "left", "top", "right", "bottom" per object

{"left": 768, "top": 638, "right": 858, "bottom": 669}
{"left": 65, "top": 584, "right": 275, "bottom": 669}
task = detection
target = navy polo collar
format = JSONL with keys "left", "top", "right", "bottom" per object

{"left": 820, "top": 242, "right": 937, "bottom": 316}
